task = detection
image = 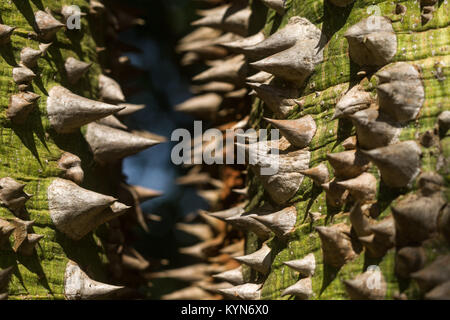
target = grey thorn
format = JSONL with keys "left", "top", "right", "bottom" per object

{"left": 175, "top": 34, "right": 230, "bottom": 56}
{"left": 425, "top": 281, "right": 450, "bottom": 300}
{"left": 300, "top": 163, "right": 329, "bottom": 186}
{"left": 333, "top": 85, "right": 373, "bottom": 120}
{"left": 85, "top": 123, "right": 161, "bottom": 163}
{"left": 343, "top": 267, "right": 387, "bottom": 300}
{"left": 64, "top": 260, "right": 124, "bottom": 300}
{"left": 250, "top": 39, "right": 325, "bottom": 85}
{"left": 369, "top": 216, "right": 395, "bottom": 245}
{"left": 220, "top": 31, "right": 265, "bottom": 53}
{"left": 361, "top": 141, "right": 422, "bottom": 188}
{"left": 362, "top": 234, "right": 394, "bottom": 259}
{"left": 218, "top": 283, "right": 262, "bottom": 300}
{"left": 0, "top": 24, "right": 15, "bottom": 45}
{"left": 232, "top": 187, "right": 248, "bottom": 195}
{"left": 65, "top": 57, "right": 92, "bottom": 84}
{"left": 264, "top": 115, "right": 317, "bottom": 148}
{"left": 9, "top": 218, "right": 35, "bottom": 254}
{"left": 417, "top": 171, "right": 444, "bottom": 196}
{"left": 12, "top": 66, "right": 36, "bottom": 85}
{"left": 342, "top": 136, "right": 357, "bottom": 150}
{"left": 0, "top": 219, "right": 15, "bottom": 247}
{"left": 17, "top": 233, "right": 44, "bottom": 256}
{"left": 99, "top": 74, "right": 126, "bottom": 103}
{"left": 61, "top": 5, "right": 87, "bottom": 22}
{"left": 122, "top": 247, "right": 150, "bottom": 271}
{"left": 58, "top": 152, "right": 84, "bottom": 185}
{"left": 283, "top": 253, "right": 316, "bottom": 277}
{"left": 190, "top": 82, "right": 235, "bottom": 94}
{"left": 315, "top": 224, "right": 356, "bottom": 268}
{"left": 205, "top": 203, "right": 246, "bottom": 221}
{"left": 326, "top": 149, "right": 370, "bottom": 179}
{"left": 234, "top": 244, "right": 272, "bottom": 275}
{"left": 178, "top": 241, "right": 209, "bottom": 259}
{"left": 376, "top": 62, "right": 425, "bottom": 123}
{"left": 196, "top": 281, "right": 233, "bottom": 295}
{"left": 176, "top": 223, "right": 214, "bottom": 241}
{"left": 35, "top": 10, "right": 65, "bottom": 41}
{"left": 349, "top": 202, "right": 374, "bottom": 238}
{"left": 38, "top": 42, "right": 53, "bottom": 54}
{"left": 46, "top": 86, "right": 124, "bottom": 133}
{"left": 252, "top": 206, "right": 297, "bottom": 238}
{"left": 178, "top": 27, "right": 222, "bottom": 45}
{"left": 411, "top": 255, "right": 450, "bottom": 293}
{"left": 174, "top": 93, "right": 222, "bottom": 116}
{"left": 129, "top": 185, "right": 163, "bottom": 202}
{"left": 192, "top": 55, "right": 247, "bottom": 84}
{"left": 197, "top": 190, "right": 221, "bottom": 207}
{"left": 7, "top": 92, "right": 41, "bottom": 124}
{"left": 260, "top": 0, "right": 287, "bottom": 15}
{"left": 47, "top": 178, "right": 127, "bottom": 240}
{"left": 107, "top": 202, "right": 131, "bottom": 215}
{"left": 191, "top": 4, "right": 251, "bottom": 36}
{"left": 20, "top": 47, "right": 42, "bottom": 68}
{"left": 219, "top": 240, "right": 244, "bottom": 256}
{"left": 0, "top": 177, "right": 32, "bottom": 213}
{"left": 336, "top": 172, "right": 377, "bottom": 202}
{"left": 247, "top": 82, "right": 297, "bottom": 117}
{"left": 0, "top": 266, "right": 14, "bottom": 294}
{"left": 226, "top": 214, "right": 272, "bottom": 240}
{"left": 225, "top": 88, "right": 247, "bottom": 99}
{"left": 241, "top": 16, "right": 319, "bottom": 59}
{"left": 395, "top": 246, "right": 426, "bottom": 278}
{"left": 281, "top": 277, "right": 313, "bottom": 299}
{"left": 0, "top": 264, "right": 13, "bottom": 284}
{"left": 97, "top": 115, "right": 128, "bottom": 130}
{"left": 89, "top": 0, "right": 106, "bottom": 15}
{"left": 246, "top": 71, "right": 273, "bottom": 84}
{"left": 213, "top": 266, "right": 245, "bottom": 285}
{"left": 321, "top": 179, "right": 349, "bottom": 208}
{"left": 253, "top": 147, "right": 311, "bottom": 204}
{"left": 344, "top": 16, "right": 397, "bottom": 66}
{"left": 391, "top": 192, "right": 445, "bottom": 247}
{"left": 116, "top": 103, "right": 146, "bottom": 117}
{"left": 9, "top": 217, "right": 35, "bottom": 231}
{"left": 357, "top": 234, "right": 379, "bottom": 258}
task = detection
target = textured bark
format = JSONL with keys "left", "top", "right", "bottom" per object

{"left": 172, "top": 0, "right": 450, "bottom": 300}
{"left": 0, "top": 0, "right": 152, "bottom": 300}
{"left": 1, "top": 0, "right": 449, "bottom": 300}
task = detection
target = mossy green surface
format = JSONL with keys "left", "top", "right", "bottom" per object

{"left": 0, "top": 0, "right": 114, "bottom": 299}
{"left": 246, "top": 0, "right": 450, "bottom": 300}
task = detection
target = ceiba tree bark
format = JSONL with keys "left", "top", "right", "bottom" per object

{"left": 0, "top": 0, "right": 449, "bottom": 300}
{"left": 172, "top": 0, "right": 450, "bottom": 300}
{"left": 0, "top": 0, "right": 159, "bottom": 300}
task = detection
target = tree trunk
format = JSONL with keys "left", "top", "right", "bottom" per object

{"left": 172, "top": 0, "right": 450, "bottom": 300}
{"left": 1, "top": 0, "right": 449, "bottom": 300}
{"left": 0, "top": 0, "right": 155, "bottom": 300}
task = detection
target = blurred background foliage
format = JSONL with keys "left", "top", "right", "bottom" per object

{"left": 108, "top": 0, "right": 216, "bottom": 296}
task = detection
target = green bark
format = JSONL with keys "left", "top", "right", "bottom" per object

{"left": 0, "top": 0, "right": 449, "bottom": 301}
{"left": 242, "top": 0, "right": 450, "bottom": 300}
{"left": 0, "top": 0, "right": 116, "bottom": 299}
